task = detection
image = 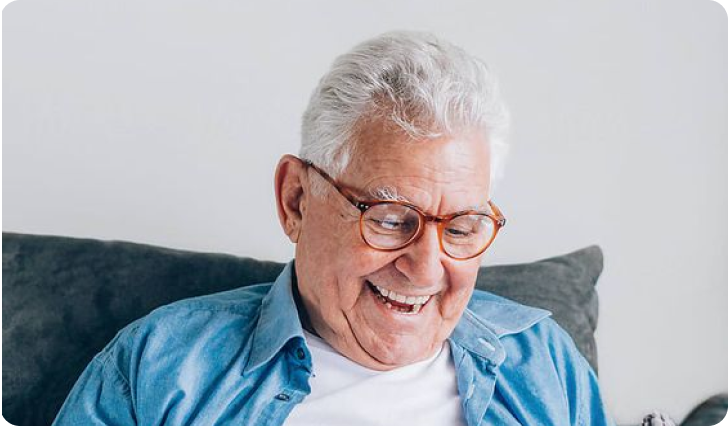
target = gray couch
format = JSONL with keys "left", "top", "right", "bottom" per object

{"left": 2, "top": 232, "right": 725, "bottom": 426}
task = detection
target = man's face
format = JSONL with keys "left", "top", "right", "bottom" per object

{"left": 292, "top": 122, "right": 491, "bottom": 370}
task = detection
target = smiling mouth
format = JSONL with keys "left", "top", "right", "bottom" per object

{"left": 367, "top": 282, "right": 434, "bottom": 315}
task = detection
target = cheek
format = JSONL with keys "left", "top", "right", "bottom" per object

{"left": 316, "top": 238, "right": 378, "bottom": 311}
{"left": 300, "top": 204, "right": 358, "bottom": 270}
{"left": 439, "top": 267, "right": 479, "bottom": 318}
{"left": 439, "top": 286, "right": 474, "bottom": 320}
{"left": 329, "top": 251, "right": 409, "bottom": 317}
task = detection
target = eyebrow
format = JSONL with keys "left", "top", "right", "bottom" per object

{"left": 367, "top": 185, "right": 491, "bottom": 213}
{"left": 368, "top": 185, "right": 411, "bottom": 203}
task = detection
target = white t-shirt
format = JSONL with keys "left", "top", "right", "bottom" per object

{"left": 285, "top": 331, "right": 467, "bottom": 426}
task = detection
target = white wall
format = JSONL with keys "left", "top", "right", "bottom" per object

{"left": 3, "top": 0, "right": 727, "bottom": 423}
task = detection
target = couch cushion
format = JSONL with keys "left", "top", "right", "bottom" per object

{"left": 680, "top": 393, "right": 728, "bottom": 426}
{"left": 2, "top": 232, "right": 602, "bottom": 426}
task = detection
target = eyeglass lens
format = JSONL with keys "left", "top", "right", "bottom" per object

{"left": 361, "top": 203, "right": 496, "bottom": 259}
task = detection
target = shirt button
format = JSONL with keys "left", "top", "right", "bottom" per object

{"left": 478, "top": 337, "right": 495, "bottom": 352}
{"left": 466, "top": 383, "right": 475, "bottom": 399}
{"left": 275, "top": 393, "right": 291, "bottom": 402}
{"left": 295, "top": 348, "right": 306, "bottom": 360}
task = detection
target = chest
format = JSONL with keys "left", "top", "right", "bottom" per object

{"left": 285, "top": 339, "right": 466, "bottom": 426}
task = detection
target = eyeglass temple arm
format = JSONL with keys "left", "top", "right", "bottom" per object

{"left": 488, "top": 201, "right": 507, "bottom": 227}
{"left": 302, "top": 159, "right": 366, "bottom": 211}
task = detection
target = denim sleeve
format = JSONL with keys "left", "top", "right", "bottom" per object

{"left": 548, "top": 320, "right": 614, "bottom": 426}
{"left": 52, "top": 328, "right": 138, "bottom": 425}
{"left": 576, "top": 355, "right": 613, "bottom": 426}
{"left": 495, "top": 317, "right": 615, "bottom": 425}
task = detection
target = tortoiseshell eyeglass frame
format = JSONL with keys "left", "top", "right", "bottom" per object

{"left": 299, "top": 157, "right": 506, "bottom": 260}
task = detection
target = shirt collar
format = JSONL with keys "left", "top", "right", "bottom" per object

{"left": 244, "top": 261, "right": 304, "bottom": 374}
{"left": 449, "top": 292, "right": 551, "bottom": 367}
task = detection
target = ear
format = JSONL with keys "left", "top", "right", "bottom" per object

{"left": 274, "top": 155, "right": 309, "bottom": 243}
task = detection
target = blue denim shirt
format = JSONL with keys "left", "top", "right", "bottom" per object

{"left": 53, "top": 262, "right": 613, "bottom": 425}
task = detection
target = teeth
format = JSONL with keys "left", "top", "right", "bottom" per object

{"left": 374, "top": 284, "right": 433, "bottom": 307}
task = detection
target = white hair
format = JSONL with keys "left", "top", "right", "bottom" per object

{"left": 300, "top": 31, "right": 510, "bottom": 196}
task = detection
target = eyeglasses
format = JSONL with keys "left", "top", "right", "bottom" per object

{"left": 301, "top": 158, "right": 506, "bottom": 260}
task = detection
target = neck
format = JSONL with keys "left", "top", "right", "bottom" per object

{"left": 291, "top": 264, "right": 320, "bottom": 338}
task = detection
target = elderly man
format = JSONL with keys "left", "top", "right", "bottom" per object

{"left": 54, "top": 31, "right": 613, "bottom": 425}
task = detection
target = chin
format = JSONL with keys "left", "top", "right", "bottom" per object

{"left": 365, "top": 334, "right": 438, "bottom": 369}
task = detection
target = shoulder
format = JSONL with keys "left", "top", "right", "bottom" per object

{"left": 96, "top": 282, "right": 274, "bottom": 371}
{"left": 141, "top": 283, "right": 271, "bottom": 336}
{"left": 150, "top": 282, "right": 273, "bottom": 319}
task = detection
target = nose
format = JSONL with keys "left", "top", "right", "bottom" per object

{"left": 394, "top": 223, "right": 445, "bottom": 287}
